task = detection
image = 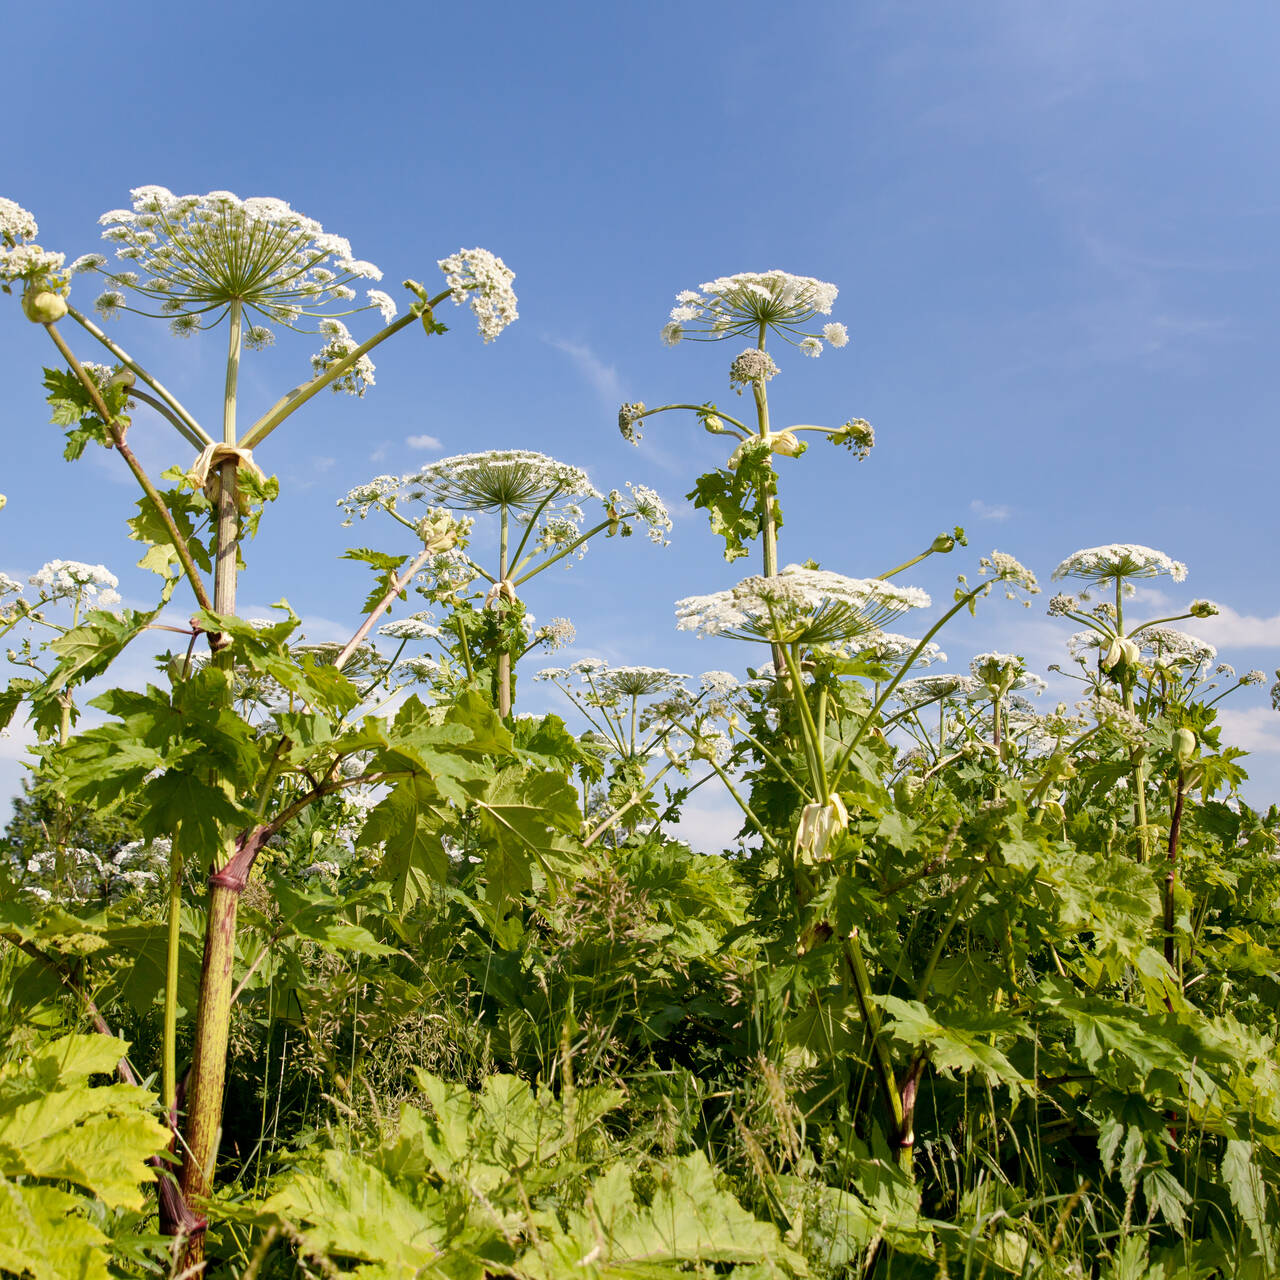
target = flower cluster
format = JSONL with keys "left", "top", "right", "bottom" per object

{"left": 534, "top": 617, "right": 576, "bottom": 651}
{"left": 437, "top": 248, "right": 518, "bottom": 342}
{"left": 377, "top": 613, "right": 441, "bottom": 640}
{"left": 970, "top": 652, "right": 1047, "bottom": 696}
{"left": 310, "top": 319, "right": 376, "bottom": 395}
{"left": 0, "top": 197, "right": 65, "bottom": 293}
{"left": 829, "top": 418, "right": 876, "bottom": 460}
{"left": 618, "top": 401, "right": 647, "bottom": 445}
{"left": 1053, "top": 544, "right": 1188, "bottom": 585}
{"left": 82, "top": 187, "right": 384, "bottom": 346}
{"left": 408, "top": 450, "right": 600, "bottom": 512}
{"left": 1130, "top": 626, "right": 1217, "bottom": 671}
{"left": 28, "top": 560, "right": 121, "bottom": 609}
{"left": 893, "top": 674, "right": 983, "bottom": 708}
{"left": 608, "top": 483, "right": 672, "bottom": 545}
{"left": 19, "top": 838, "right": 171, "bottom": 906}
{"left": 858, "top": 632, "right": 946, "bottom": 670}
{"left": 676, "top": 565, "right": 930, "bottom": 646}
{"left": 661, "top": 271, "right": 846, "bottom": 351}
{"left": 729, "top": 348, "right": 779, "bottom": 391}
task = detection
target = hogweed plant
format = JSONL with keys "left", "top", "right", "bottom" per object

{"left": 3, "top": 213, "right": 1280, "bottom": 1280}
{"left": 340, "top": 450, "right": 671, "bottom": 717}
{"left": 1, "top": 187, "right": 523, "bottom": 1269}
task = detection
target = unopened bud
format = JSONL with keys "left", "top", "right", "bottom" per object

{"left": 1189, "top": 600, "right": 1219, "bottom": 619}
{"left": 22, "top": 289, "right": 68, "bottom": 324}
{"left": 931, "top": 533, "right": 956, "bottom": 554}
{"left": 1173, "top": 727, "right": 1196, "bottom": 765}
{"left": 794, "top": 794, "right": 849, "bottom": 864}
{"left": 767, "top": 430, "right": 805, "bottom": 458}
{"left": 1101, "top": 637, "right": 1140, "bottom": 672}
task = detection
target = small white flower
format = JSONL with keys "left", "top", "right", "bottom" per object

{"left": 367, "top": 289, "right": 397, "bottom": 322}
{"left": 437, "top": 248, "right": 518, "bottom": 342}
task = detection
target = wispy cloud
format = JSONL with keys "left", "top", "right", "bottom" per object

{"left": 406, "top": 434, "right": 442, "bottom": 450}
{"left": 369, "top": 443, "right": 390, "bottom": 462}
{"left": 970, "top": 498, "right": 1011, "bottom": 521}
{"left": 547, "top": 337, "right": 623, "bottom": 404}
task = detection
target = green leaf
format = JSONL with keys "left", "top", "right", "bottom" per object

{"left": 0, "top": 1039, "right": 168, "bottom": 1209}
{"left": 1222, "top": 1140, "right": 1278, "bottom": 1267}
{"left": 472, "top": 768, "right": 582, "bottom": 916}
{"left": 360, "top": 777, "right": 449, "bottom": 913}
{"left": 521, "top": 1152, "right": 803, "bottom": 1278}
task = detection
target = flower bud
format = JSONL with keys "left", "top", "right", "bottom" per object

{"left": 931, "top": 533, "right": 956, "bottom": 554}
{"left": 1189, "top": 600, "right": 1219, "bottom": 619}
{"left": 703, "top": 414, "right": 729, "bottom": 435}
{"left": 22, "top": 289, "right": 68, "bottom": 324}
{"left": 1101, "top": 637, "right": 1140, "bottom": 672}
{"left": 767, "top": 430, "right": 805, "bottom": 458}
{"left": 1173, "top": 727, "right": 1196, "bottom": 765}
{"left": 794, "top": 794, "right": 849, "bottom": 863}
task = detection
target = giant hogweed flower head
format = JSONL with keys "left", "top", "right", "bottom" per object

{"left": 408, "top": 450, "right": 600, "bottom": 512}
{"left": 676, "top": 565, "right": 930, "bottom": 646}
{"left": 83, "top": 187, "right": 385, "bottom": 341}
{"left": 662, "top": 270, "right": 845, "bottom": 352}
{"left": 437, "top": 249, "right": 518, "bottom": 342}
{"left": 1053, "top": 544, "right": 1188, "bottom": 586}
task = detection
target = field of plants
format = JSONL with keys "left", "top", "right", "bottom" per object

{"left": 1, "top": 185, "right": 1278, "bottom": 1280}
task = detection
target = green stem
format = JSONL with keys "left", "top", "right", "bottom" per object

{"left": 842, "top": 929, "right": 907, "bottom": 1160}
{"left": 828, "top": 585, "right": 986, "bottom": 793}
{"left": 508, "top": 484, "right": 563, "bottom": 575}
{"left": 213, "top": 301, "right": 243, "bottom": 617}
{"left": 511, "top": 517, "right": 619, "bottom": 586}
{"left": 162, "top": 842, "right": 183, "bottom": 1117}
{"left": 707, "top": 759, "right": 781, "bottom": 854}
{"left": 583, "top": 759, "right": 676, "bottom": 847}
{"left": 42, "top": 323, "right": 212, "bottom": 612}
{"left": 781, "top": 642, "right": 827, "bottom": 802}
{"left": 497, "top": 507, "right": 512, "bottom": 718}
{"left": 239, "top": 305, "right": 437, "bottom": 450}
{"left": 66, "top": 305, "right": 212, "bottom": 445}
{"left": 915, "top": 861, "right": 986, "bottom": 1002}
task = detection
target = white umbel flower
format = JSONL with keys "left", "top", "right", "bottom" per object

{"left": 676, "top": 564, "right": 929, "bottom": 645}
{"left": 1053, "top": 544, "right": 1188, "bottom": 584}
{"left": 662, "top": 269, "right": 843, "bottom": 349}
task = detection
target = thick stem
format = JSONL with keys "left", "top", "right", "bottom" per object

{"left": 497, "top": 507, "right": 512, "bottom": 718}
{"left": 180, "top": 883, "right": 239, "bottom": 1214}
{"left": 180, "top": 304, "right": 245, "bottom": 1271}
{"left": 213, "top": 302, "right": 243, "bottom": 618}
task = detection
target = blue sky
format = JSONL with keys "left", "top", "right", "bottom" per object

{"left": 3, "top": 1, "right": 1278, "bottom": 832}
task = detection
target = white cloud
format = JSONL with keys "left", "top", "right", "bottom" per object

{"left": 406, "top": 434, "right": 442, "bottom": 450}
{"left": 547, "top": 337, "right": 623, "bottom": 403}
{"left": 314, "top": 456, "right": 335, "bottom": 472}
{"left": 1216, "top": 707, "right": 1280, "bottom": 754}
{"left": 369, "top": 443, "right": 390, "bottom": 462}
{"left": 1195, "top": 606, "right": 1280, "bottom": 649}
{"left": 970, "top": 498, "right": 1011, "bottom": 521}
